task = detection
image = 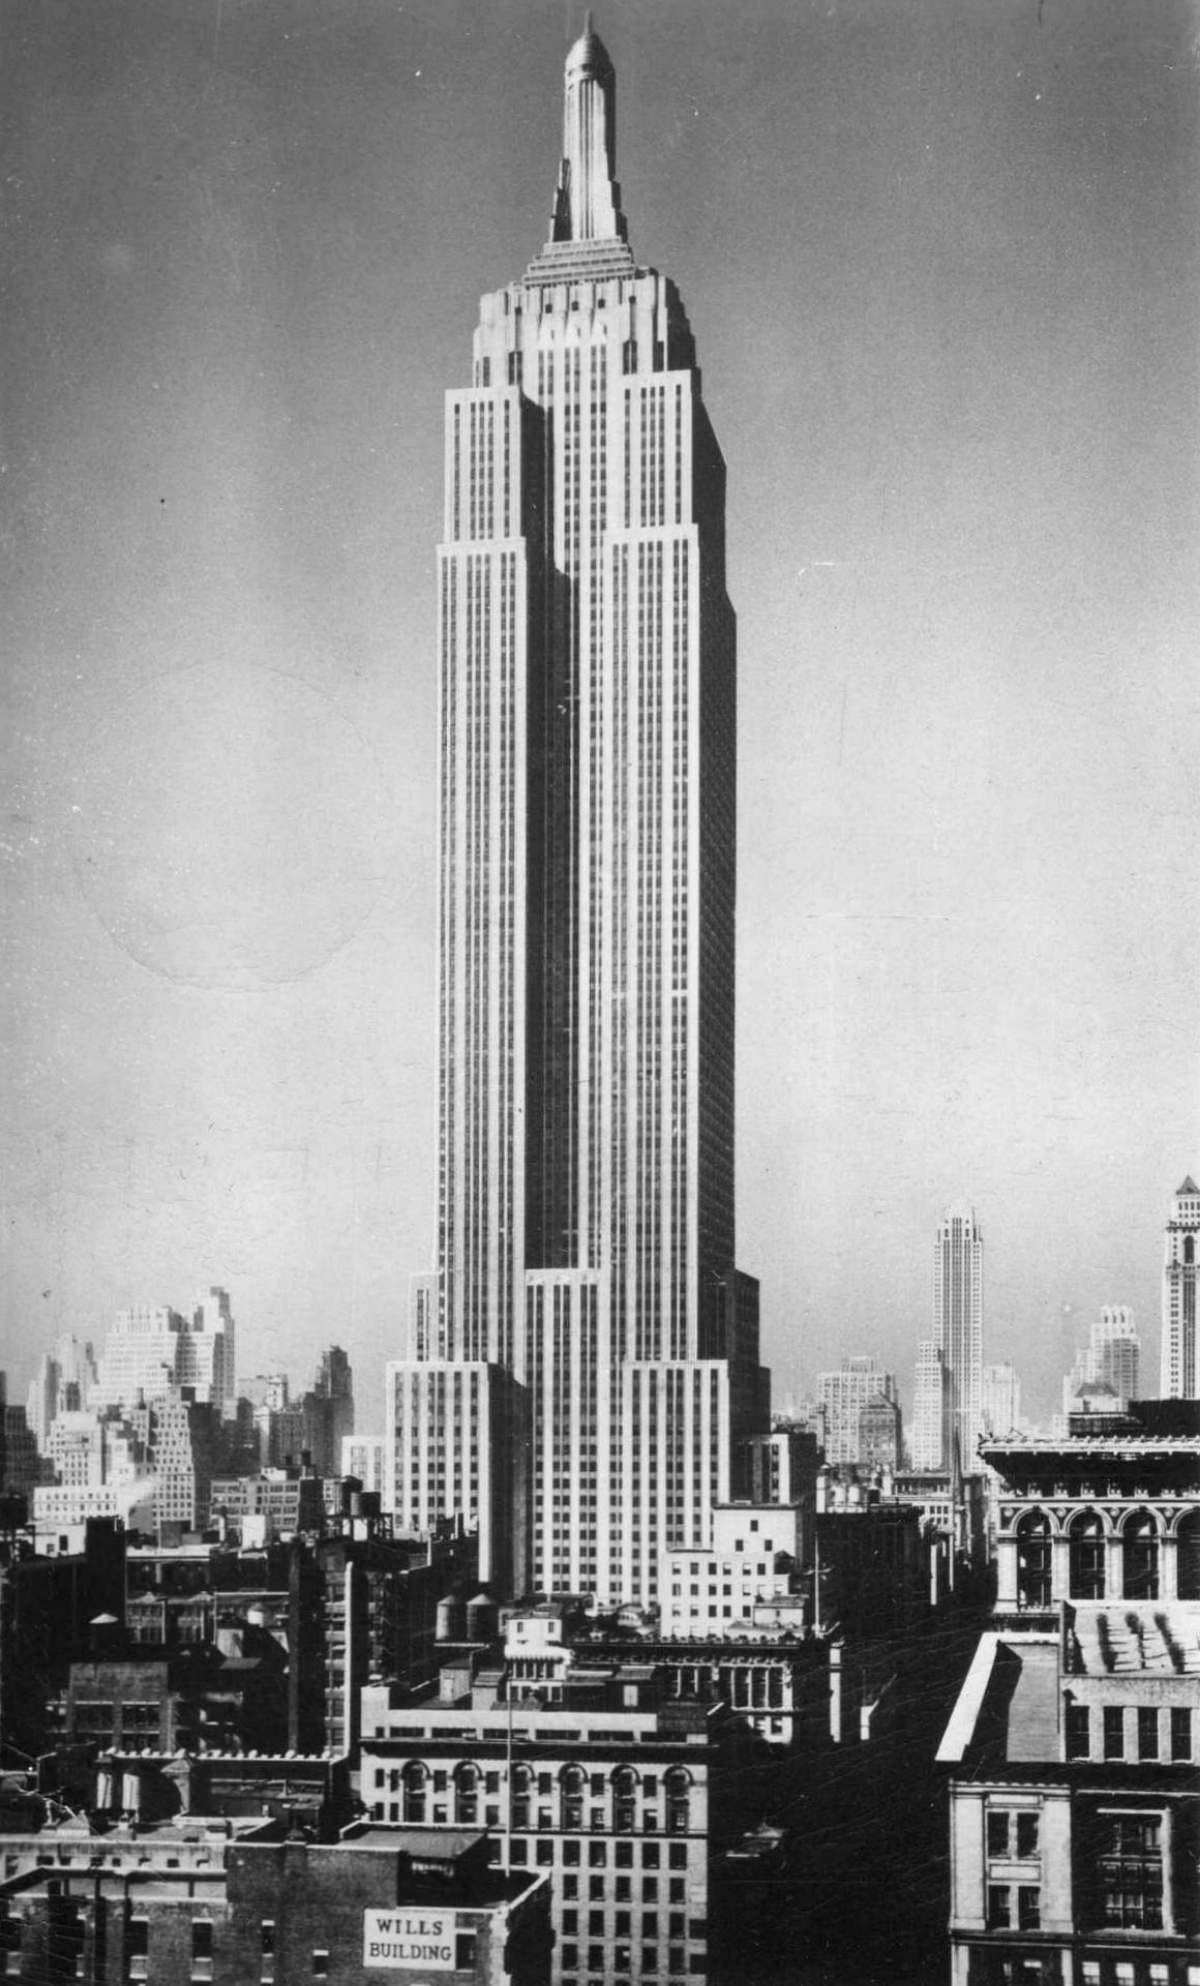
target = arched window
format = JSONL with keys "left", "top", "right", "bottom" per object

{"left": 1122, "top": 1513, "right": 1159, "bottom": 1601}
{"left": 1015, "top": 1510, "right": 1052, "bottom": 1608}
{"left": 455, "top": 1763, "right": 479, "bottom": 1824}
{"left": 1177, "top": 1510, "right": 1200, "bottom": 1601}
{"left": 511, "top": 1763, "right": 532, "bottom": 1830}
{"left": 402, "top": 1763, "right": 427, "bottom": 1823}
{"left": 561, "top": 1765, "right": 585, "bottom": 1831}
{"left": 665, "top": 1768, "right": 690, "bottom": 1835}
{"left": 613, "top": 1766, "right": 637, "bottom": 1834}
{"left": 1069, "top": 1512, "right": 1106, "bottom": 1600}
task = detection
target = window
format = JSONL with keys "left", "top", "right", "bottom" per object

{"left": 1137, "top": 1707, "right": 1159, "bottom": 1760}
{"left": 1066, "top": 1702, "right": 1090, "bottom": 1759}
{"left": 669, "top": 1845, "right": 687, "bottom": 1870}
{"left": 986, "top": 1886, "right": 1011, "bottom": 1930}
{"left": 1103, "top": 1707, "right": 1125, "bottom": 1760}
{"left": 536, "top": 1840, "right": 553, "bottom": 1866}
{"left": 403, "top": 1762, "right": 427, "bottom": 1823}
{"left": 562, "top": 1766, "right": 585, "bottom": 1830}
{"left": 1015, "top": 1511, "right": 1052, "bottom": 1608}
{"left": 455, "top": 1763, "right": 479, "bottom": 1824}
{"left": 455, "top": 1934, "right": 476, "bottom": 1969}
{"left": 986, "top": 1810, "right": 1009, "bottom": 1857}
{"left": 1095, "top": 1811, "right": 1163, "bottom": 1930}
{"left": 191, "top": 1920, "right": 213, "bottom": 1981}
{"left": 260, "top": 1920, "right": 275, "bottom": 1984}
{"left": 1069, "top": 1513, "right": 1106, "bottom": 1600}
{"left": 1171, "top": 1707, "right": 1192, "bottom": 1761}
{"left": 312, "top": 1954, "right": 329, "bottom": 1979}
{"left": 563, "top": 1841, "right": 581, "bottom": 1868}
{"left": 665, "top": 1770, "right": 690, "bottom": 1834}
{"left": 1123, "top": 1514, "right": 1159, "bottom": 1600}
{"left": 127, "top": 1918, "right": 149, "bottom": 1981}
{"left": 589, "top": 1843, "right": 607, "bottom": 1867}
{"left": 1017, "top": 1888, "right": 1040, "bottom": 1930}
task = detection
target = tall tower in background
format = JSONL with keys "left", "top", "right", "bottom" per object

{"left": 932, "top": 1203, "right": 983, "bottom": 1467}
{"left": 910, "top": 1338, "right": 952, "bottom": 1469}
{"left": 1161, "top": 1177, "right": 1199, "bottom": 1397}
{"left": 1061, "top": 1304, "right": 1139, "bottom": 1421}
{"left": 387, "top": 23, "right": 768, "bottom": 1603}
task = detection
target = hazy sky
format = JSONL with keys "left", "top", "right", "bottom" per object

{"left": 3, "top": 0, "right": 1197, "bottom": 1425}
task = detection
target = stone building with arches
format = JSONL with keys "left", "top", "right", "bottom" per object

{"left": 986, "top": 1401, "right": 1200, "bottom": 1617}
{"left": 939, "top": 1401, "right": 1200, "bottom": 1986}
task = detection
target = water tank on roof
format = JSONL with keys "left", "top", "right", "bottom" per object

{"left": 437, "top": 1593, "right": 465, "bottom": 1642}
{"left": 465, "top": 1592, "right": 495, "bottom": 1643}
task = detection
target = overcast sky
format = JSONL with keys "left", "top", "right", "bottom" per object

{"left": 3, "top": 0, "right": 1197, "bottom": 1425}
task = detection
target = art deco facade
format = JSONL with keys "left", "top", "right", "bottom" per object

{"left": 933, "top": 1202, "right": 984, "bottom": 1466}
{"left": 1161, "top": 1177, "right": 1199, "bottom": 1398}
{"left": 386, "top": 26, "right": 767, "bottom": 1602}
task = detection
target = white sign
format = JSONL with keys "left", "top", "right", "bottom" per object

{"left": 363, "top": 1909, "right": 458, "bottom": 1971}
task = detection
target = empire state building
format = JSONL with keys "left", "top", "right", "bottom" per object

{"left": 386, "top": 22, "right": 769, "bottom": 1605}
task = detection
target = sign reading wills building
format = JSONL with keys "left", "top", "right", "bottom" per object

{"left": 362, "top": 1910, "right": 458, "bottom": 1970}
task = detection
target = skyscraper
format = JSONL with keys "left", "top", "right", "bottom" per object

{"left": 1061, "top": 1303, "right": 1139, "bottom": 1420}
{"left": 386, "top": 23, "right": 768, "bottom": 1604}
{"left": 815, "top": 1356, "right": 898, "bottom": 1467}
{"left": 932, "top": 1203, "right": 984, "bottom": 1466}
{"left": 980, "top": 1359, "right": 1021, "bottom": 1439}
{"left": 910, "top": 1338, "right": 952, "bottom": 1470}
{"left": 1161, "top": 1176, "right": 1199, "bottom": 1397}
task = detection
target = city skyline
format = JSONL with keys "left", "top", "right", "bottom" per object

{"left": 3, "top": 1, "right": 1198, "bottom": 1424}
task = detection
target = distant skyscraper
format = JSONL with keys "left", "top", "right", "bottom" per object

{"left": 1062, "top": 1304, "right": 1139, "bottom": 1421}
{"left": 910, "top": 1339, "right": 953, "bottom": 1470}
{"left": 26, "top": 1354, "right": 60, "bottom": 1452}
{"left": 187, "top": 1287, "right": 237, "bottom": 1415}
{"left": 980, "top": 1359, "right": 1021, "bottom": 1439}
{"left": 932, "top": 1202, "right": 984, "bottom": 1465}
{"left": 93, "top": 1306, "right": 186, "bottom": 1411}
{"left": 858, "top": 1392, "right": 902, "bottom": 1473}
{"left": 816, "top": 1357, "right": 898, "bottom": 1467}
{"left": 386, "top": 23, "right": 768, "bottom": 1603}
{"left": 93, "top": 1291, "right": 236, "bottom": 1416}
{"left": 1161, "top": 1176, "right": 1199, "bottom": 1397}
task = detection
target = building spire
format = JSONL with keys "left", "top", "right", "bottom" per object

{"left": 551, "top": 17, "right": 628, "bottom": 244}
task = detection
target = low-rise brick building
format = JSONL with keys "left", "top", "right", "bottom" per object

{"left": 0, "top": 1821, "right": 550, "bottom": 1986}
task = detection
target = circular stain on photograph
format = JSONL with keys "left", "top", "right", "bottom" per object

{"left": 71, "top": 660, "right": 387, "bottom": 990}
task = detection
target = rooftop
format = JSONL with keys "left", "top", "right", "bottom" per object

{"left": 1070, "top": 1605, "right": 1200, "bottom": 1678}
